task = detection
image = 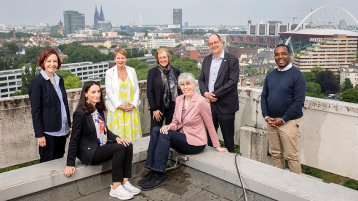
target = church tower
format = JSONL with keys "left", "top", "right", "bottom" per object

{"left": 99, "top": 6, "right": 105, "bottom": 21}
{"left": 94, "top": 6, "right": 99, "bottom": 29}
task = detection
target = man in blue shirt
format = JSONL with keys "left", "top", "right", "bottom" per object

{"left": 198, "top": 34, "right": 240, "bottom": 152}
{"left": 261, "top": 44, "right": 306, "bottom": 174}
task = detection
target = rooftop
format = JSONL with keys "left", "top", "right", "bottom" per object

{"left": 1, "top": 83, "right": 358, "bottom": 200}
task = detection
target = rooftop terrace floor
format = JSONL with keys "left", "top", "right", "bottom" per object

{"left": 12, "top": 163, "right": 270, "bottom": 201}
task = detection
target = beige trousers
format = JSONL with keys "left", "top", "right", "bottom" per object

{"left": 267, "top": 117, "right": 303, "bottom": 174}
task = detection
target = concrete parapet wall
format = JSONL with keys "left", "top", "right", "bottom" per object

{"left": 237, "top": 87, "right": 358, "bottom": 180}
{"left": 0, "top": 81, "right": 151, "bottom": 169}
{"left": 1, "top": 84, "right": 358, "bottom": 181}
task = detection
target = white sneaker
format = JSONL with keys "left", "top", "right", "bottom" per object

{"left": 123, "top": 181, "right": 141, "bottom": 195}
{"left": 109, "top": 185, "right": 134, "bottom": 200}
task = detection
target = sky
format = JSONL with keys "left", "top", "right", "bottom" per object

{"left": 0, "top": 0, "right": 357, "bottom": 26}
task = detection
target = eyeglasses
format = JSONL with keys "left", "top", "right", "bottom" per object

{"left": 208, "top": 41, "right": 220, "bottom": 47}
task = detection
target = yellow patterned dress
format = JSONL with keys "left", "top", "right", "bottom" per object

{"left": 107, "top": 78, "right": 142, "bottom": 141}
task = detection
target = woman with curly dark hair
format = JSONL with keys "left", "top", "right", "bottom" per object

{"left": 64, "top": 81, "right": 140, "bottom": 200}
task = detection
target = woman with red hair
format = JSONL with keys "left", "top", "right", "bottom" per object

{"left": 29, "top": 49, "right": 71, "bottom": 162}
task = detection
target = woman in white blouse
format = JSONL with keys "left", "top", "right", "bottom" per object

{"left": 105, "top": 48, "right": 142, "bottom": 141}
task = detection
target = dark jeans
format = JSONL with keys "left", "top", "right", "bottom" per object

{"left": 150, "top": 101, "right": 175, "bottom": 130}
{"left": 145, "top": 126, "right": 206, "bottom": 172}
{"left": 92, "top": 143, "right": 133, "bottom": 182}
{"left": 207, "top": 110, "right": 235, "bottom": 153}
{"left": 39, "top": 134, "right": 66, "bottom": 163}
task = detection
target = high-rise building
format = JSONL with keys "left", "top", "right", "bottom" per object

{"left": 293, "top": 34, "right": 358, "bottom": 72}
{"left": 173, "top": 8, "right": 182, "bottom": 33}
{"left": 64, "top": 10, "right": 85, "bottom": 35}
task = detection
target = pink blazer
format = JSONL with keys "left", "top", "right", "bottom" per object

{"left": 169, "top": 92, "right": 220, "bottom": 147}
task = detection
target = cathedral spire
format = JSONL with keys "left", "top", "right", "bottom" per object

{"left": 99, "top": 5, "right": 105, "bottom": 21}
{"left": 94, "top": 6, "right": 99, "bottom": 29}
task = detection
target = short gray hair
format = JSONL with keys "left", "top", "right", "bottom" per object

{"left": 178, "top": 72, "right": 196, "bottom": 85}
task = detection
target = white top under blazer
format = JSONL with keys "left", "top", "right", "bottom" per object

{"left": 105, "top": 65, "right": 141, "bottom": 112}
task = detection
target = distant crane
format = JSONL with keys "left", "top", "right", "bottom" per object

{"left": 170, "top": 15, "right": 179, "bottom": 33}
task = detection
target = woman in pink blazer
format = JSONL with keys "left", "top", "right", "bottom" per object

{"left": 139, "top": 72, "right": 228, "bottom": 190}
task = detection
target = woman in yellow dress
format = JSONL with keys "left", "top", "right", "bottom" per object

{"left": 105, "top": 48, "right": 142, "bottom": 141}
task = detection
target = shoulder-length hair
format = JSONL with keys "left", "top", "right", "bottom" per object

{"left": 155, "top": 48, "right": 172, "bottom": 65}
{"left": 38, "top": 49, "right": 61, "bottom": 70}
{"left": 76, "top": 81, "right": 106, "bottom": 114}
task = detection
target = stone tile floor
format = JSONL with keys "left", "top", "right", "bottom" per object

{"left": 74, "top": 167, "right": 234, "bottom": 201}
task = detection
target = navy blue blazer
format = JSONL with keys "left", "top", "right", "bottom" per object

{"left": 66, "top": 108, "right": 118, "bottom": 166}
{"left": 198, "top": 52, "right": 240, "bottom": 114}
{"left": 29, "top": 73, "right": 71, "bottom": 138}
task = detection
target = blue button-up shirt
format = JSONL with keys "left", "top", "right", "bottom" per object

{"left": 208, "top": 51, "right": 225, "bottom": 92}
{"left": 41, "top": 70, "right": 70, "bottom": 136}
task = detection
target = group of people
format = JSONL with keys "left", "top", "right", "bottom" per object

{"left": 29, "top": 33, "right": 306, "bottom": 200}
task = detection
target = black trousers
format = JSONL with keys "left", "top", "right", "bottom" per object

{"left": 150, "top": 101, "right": 175, "bottom": 130}
{"left": 39, "top": 134, "right": 67, "bottom": 163}
{"left": 92, "top": 143, "right": 133, "bottom": 182}
{"left": 207, "top": 109, "right": 235, "bottom": 153}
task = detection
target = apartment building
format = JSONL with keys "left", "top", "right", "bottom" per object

{"left": 0, "top": 69, "right": 22, "bottom": 98}
{"left": 293, "top": 34, "right": 357, "bottom": 72}
{"left": 61, "top": 61, "right": 109, "bottom": 82}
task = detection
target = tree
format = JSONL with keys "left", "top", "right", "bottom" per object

{"left": 171, "top": 58, "right": 200, "bottom": 79}
{"left": 306, "top": 82, "right": 324, "bottom": 98}
{"left": 56, "top": 70, "right": 82, "bottom": 89}
{"left": 0, "top": 57, "right": 11, "bottom": 70}
{"left": 311, "top": 66, "right": 323, "bottom": 77}
{"left": 316, "top": 70, "right": 339, "bottom": 94}
{"left": 56, "top": 70, "right": 72, "bottom": 78}
{"left": 59, "top": 42, "right": 108, "bottom": 63}
{"left": 126, "top": 48, "right": 145, "bottom": 58}
{"left": 126, "top": 59, "right": 147, "bottom": 70}
{"left": 21, "top": 46, "right": 50, "bottom": 65}
{"left": 63, "top": 75, "right": 81, "bottom": 89}
{"left": 306, "top": 93, "right": 325, "bottom": 98}
{"left": 137, "top": 67, "right": 151, "bottom": 81}
{"left": 50, "top": 33, "right": 64, "bottom": 38}
{"left": 243, "top": 65, "right": 257, "bottom": 77}
{"left": 306, "top": 82, "right": 322, "bottom": 94}
{"left": 303, "top": 72, "right": 315, "bottom": 82}
{"left": 20, "top": 65, "right": 39, "bottom": 95}
{"left": 340, "top": 88, "right": 358, "bottom": 103}
{"left": 342, "top": 78, "right": 353, "bottom": 91}
{"left": 3, "top": 42, "right": 19, "bottom": 55}
{"left": 100, "top": 77, "right": 105, "bottom": 85}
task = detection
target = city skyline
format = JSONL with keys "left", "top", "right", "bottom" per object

{"left": 1, "top": 0, "right": 358, "bottom": 27}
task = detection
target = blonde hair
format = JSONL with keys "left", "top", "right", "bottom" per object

{"left": 114, "top": 48, "right": 127, "bottom": 59}
{"left": 155, "top": 48, "right": 172, "bottom": 65}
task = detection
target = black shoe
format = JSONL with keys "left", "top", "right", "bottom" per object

{"left": 141, "top": 173, "right": 166, "bottom": 191}
{"left": 138, "top": 171, "right": 152, "bottom": 186}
